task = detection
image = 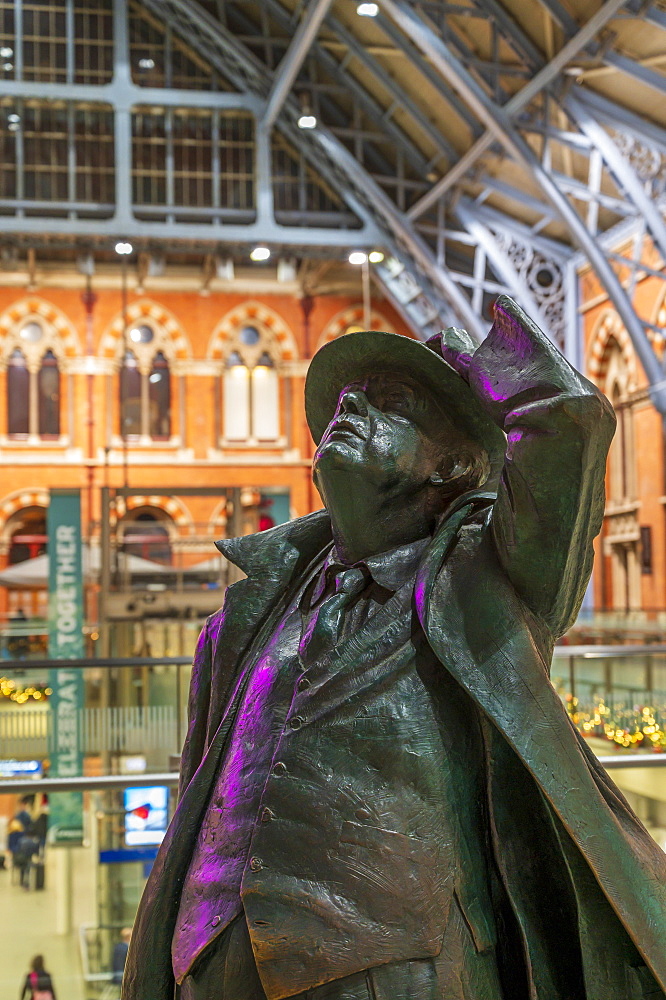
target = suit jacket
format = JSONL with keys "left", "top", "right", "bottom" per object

{"left": 123, "top": 309, "right": 666, "bottom": 1000}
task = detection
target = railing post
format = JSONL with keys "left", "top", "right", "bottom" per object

{"left": 176, "top": 661, "right": 182, "bottom": 752}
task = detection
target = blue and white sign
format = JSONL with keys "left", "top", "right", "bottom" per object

{"left": 0, "top": 759, "right": 42, "bottom": 779}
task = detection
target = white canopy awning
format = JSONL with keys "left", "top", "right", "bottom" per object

{"left": 0, "top": 549, "right": 175, "bottom": 587}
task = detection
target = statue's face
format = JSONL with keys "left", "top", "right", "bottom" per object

{"left": 313, "top": 374, "right": 445, "bottom": 498}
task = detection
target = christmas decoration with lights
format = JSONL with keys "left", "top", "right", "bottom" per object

{"left": 0, "top": 677, "right": 51, "bottom": 703}
{"left": 567, "top": 695, "right": 666, "bottom": 752}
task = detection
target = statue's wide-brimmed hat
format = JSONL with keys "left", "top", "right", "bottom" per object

{"left": 305, "top": 324, "right": 506, "bottom": 474}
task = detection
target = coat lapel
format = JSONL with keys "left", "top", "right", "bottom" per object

{"left": 123, "top": 510, "right": 332, "bottom": 1000}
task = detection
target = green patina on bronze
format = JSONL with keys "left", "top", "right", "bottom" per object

{"left": 123, "top": 296, "right": 666, "bottom": 1000}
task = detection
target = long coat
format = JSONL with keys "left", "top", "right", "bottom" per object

{"left": 123, "top": 308, "right": 666, "bottom": 1000}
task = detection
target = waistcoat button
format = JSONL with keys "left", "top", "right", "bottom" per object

{"left": 272, "top": 761, "right": 287, "bottom": 776}
{"left": 297, "top": 675, "right": 311, "bottom": 691}
{"left": 288, "top": 715, "right": 304, "bottom": 730}
{"left": 260, "top": 807, "right": 275, "bottom": 823}
{"left": 211, "top": 915, "right": 221, "bottom": 927}
{"left": 249, "top": 856, "right": 264, "bottom": 872}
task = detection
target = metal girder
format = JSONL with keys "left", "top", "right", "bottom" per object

{"left": 565, "top": 95, "right": 666, "bottom": 265}
{"left": 532, "top": 0, "right": 580, "bottom": 37}
{"left": 375, "top": 12, "right": 483, "bottom": 137}
{"left": 0, "top": 0, "right": 374, "bottom": 245}
{"left": 407, "top": 0, "right": 629, "bottom": 220}
{"left": 574, "top": 86, "right": 666, "bottom": 159}
{"left": 311, "top": 127, "right": 488, "bottom": 340}
{"left": 0, "top": 79, "right": 263, "bottom": 109}
{"left": 320, "top": 9, "right": 457, "bottom": 167}
{"left": 642, "top": 4, "right": 666, "bottom": 31}
{"left": 602, "top": 51, "right": 666, "bottom": 98}
{"left": 516, "top": 119, "right": 594, "bottom": 153}
{"left": 455, "top": 200, "right": 551, "bottom": 332}
{"left": 139, "top": 0, "right": 487, "bottom": 339}
{"left": 468, "top": 0, "right": 543, "bottom": 68}
{"left": 384, "top": 0, "right": 666, "bottom": 407}
{"left": 460, "top": 201, "right": 572, "bottom": 261}
{"left": 262, "top": 0, "right": 334, "bottom": 130}
{"left": 478, "top": 170, "right": 637, "bottom": 225}
{"left": 0, "top": 215, "right": 381, "bottom": 245}
{"left": 259, "top": 0, "right": 437, "bottom": 175}
{"left": 476, "top": 176, "right": 559, "bottom": 223}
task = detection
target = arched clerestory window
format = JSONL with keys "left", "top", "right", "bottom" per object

{"left": 38, "top": 349, "right": 60, "bottom": 437}
{"left": 223, "top": 325, "right": 279, "bottom": 443}
{"left": 7, "top": 348, "right": 29, "bottom": 436}
{"left": 119, "top": 325, "right": 172, "bottom": 440}
{"left": 7, "top": 324, "right": 62, "bottom": 439}
{"left": 149, "top": 351, "right": 171, "bottom": 439}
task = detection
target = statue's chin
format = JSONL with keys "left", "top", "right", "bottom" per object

{"left": 314, "top": 438, "right": 367, "bottom": 478}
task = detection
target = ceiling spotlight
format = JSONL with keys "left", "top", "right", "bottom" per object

{"left": 115, "top": 241, "right": 133, "bottom": 255}
{"left": 349, "top": 251, "right": 368, "bottom": 266}
{"left": 357, "top": 2, "right": 379, "bottom": 15}
{"left": 297, "top": 114, "right": 317, "bottom": 129}
{"left": 368, "top": 250, "right": 384, "bottom": 263}
{"left": 138, "top": 57, "right": 155, "bottom": 70}
{"left": 250, "top": 246, "right": 270, "bottom": 261}
{"left": 0, "top": 47, "right": 12, "bottom": 58}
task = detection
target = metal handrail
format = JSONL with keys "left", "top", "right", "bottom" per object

{"left": 0, "top": 655, "right": 192, "bottom": 670}
{"left": 3, "top": 647, "right": 666, "bottom": 670}
{"left": 2, "top": 753, "right": 666, "bottom": 796}
{"left": 554, "top": 645, "right": 666, "bottom": 657}
{"left": 0, "top": 772, "right": 180, "bottom": 794}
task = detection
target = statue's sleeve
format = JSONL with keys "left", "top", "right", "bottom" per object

{"left": 466, "top": 302, "right": 616, "bottom": 637}
{"left": 177, "top": 617, "right": 213, "bottom": 799}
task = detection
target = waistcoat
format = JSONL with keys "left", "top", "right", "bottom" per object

{"left": 173, "top": 565, "right": 497, "bottom": 998}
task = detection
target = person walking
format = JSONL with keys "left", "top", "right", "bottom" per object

{"left": 112, "top": 928, "right": 132, "bottom": 985}
{"left": 9, "top": 798, "right": 36, "bottom": 888}
{"left": 20, "top": 955, "right": 56, "bottom": 1000}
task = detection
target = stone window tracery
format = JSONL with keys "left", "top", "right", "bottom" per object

{"left": 5, "top": 319, "right": 63, "bottom": 439}
{"left": 223, "top": 324, "right": 280, "bottom": 444}
{"left": 119, "top": 323, "right": 172, "bottom": 441}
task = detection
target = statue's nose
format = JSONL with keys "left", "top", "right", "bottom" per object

{"left": 339, "top": 389, "right": 369, "bottom": 417}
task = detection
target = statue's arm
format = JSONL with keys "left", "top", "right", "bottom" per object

{"left": 177, "top": 617, "right": 213, "bottom": 799}
{"left": 442, "top": 296, "right": 616, "bottom": 636}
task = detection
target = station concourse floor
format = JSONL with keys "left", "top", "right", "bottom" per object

{"left": 0, "top": 851, "right": 93, "bottom": 1000}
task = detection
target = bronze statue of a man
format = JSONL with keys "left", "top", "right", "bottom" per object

{"left": 123, "top": 297, "right": 666, "bottom": 1000}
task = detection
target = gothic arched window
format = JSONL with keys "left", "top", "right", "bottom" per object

{"left": 118, "top": 326, "right": 172, "bottom": 441}
{"left": 7, "top": 338, "right": 62, "bottom": 439}
{"left": 38, "top": 349, "right": 60, "bottom": 437}
{"left": 120, "top": 350, "right": 141, "bottom": 437}
{"left": 149, "top": 351, "right": 171, "bottom": 439}
{"left": 7, "top": 348, "right": 29, "bottom": 436}
{"left": 222, "top": 325, "right": 279, "bottom": 443}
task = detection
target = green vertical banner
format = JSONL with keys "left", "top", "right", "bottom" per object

{"left": 47, "top": 489, "right": 85, "bottom": 846}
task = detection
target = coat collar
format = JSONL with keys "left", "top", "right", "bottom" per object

{"left": 215, "top": 508, "right": 333, "bottom": 582}
{"left": 215, "top": 491, "right": 496, "bottom": 586}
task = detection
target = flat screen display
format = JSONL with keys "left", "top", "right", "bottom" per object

{"left": 124, "top": 786, "right": 168, "bottom": 846}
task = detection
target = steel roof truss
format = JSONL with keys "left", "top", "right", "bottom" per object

{"left": 261, "top": 0, "right": 334, "bottom": 131}
{"left": 406, "top": 0, "right": 628, "bottom": 220}
{"left": 385, "top": 0, "right": 666, "bottom": 409}
{"left": 256, "top": 0, "right": 435, "bottom": 177}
